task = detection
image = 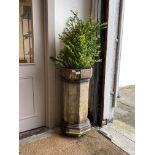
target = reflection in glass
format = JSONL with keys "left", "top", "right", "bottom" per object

{"left": 19, "top": 0, "right": 34, "bottom": 63}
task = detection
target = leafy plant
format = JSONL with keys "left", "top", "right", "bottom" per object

{"left": 51, "top": 11, "right": 107, "bottom": 69}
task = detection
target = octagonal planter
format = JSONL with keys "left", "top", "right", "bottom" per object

{"left": 60, "top": 68, "right": 92, "bottom": 136}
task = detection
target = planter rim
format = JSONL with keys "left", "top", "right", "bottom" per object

{"left": 59, "top": 68, "right": 92, "bottom": 81}
{"left": 58, "top": 67, "right": 92, "bottom": 70}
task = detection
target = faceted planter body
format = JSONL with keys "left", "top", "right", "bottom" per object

{"left": 60, "top": 68, "right": 92, "bottom": 136}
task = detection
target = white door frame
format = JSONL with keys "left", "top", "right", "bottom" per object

{"left": 111, "top": 0, "right": 125, "bottom": 108}
{"left": 102, "top": 0, "right": 125, "bottom": 123}
{"left": 43, "top": 0, "right": 56, "bottom": 128}
{"left": 43, "top": 0, "right": 61, "bottom": 129}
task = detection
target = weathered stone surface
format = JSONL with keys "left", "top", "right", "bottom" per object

{"left": 59, "top": 68, "right": 92, "bottom": 81}
{"left": 63, "top": 119, "right": 91, "bottom": 136}
{"left": 79, "top": 82, "right": 89, "bottom": 122}
{"left": 61, "top": 68, "right": 92, "bottom": 136}
{"left": 63, "top": 80, "right": 90, "bottom": 124}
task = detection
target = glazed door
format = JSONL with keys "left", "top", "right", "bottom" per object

{"left": 19, "top": 0, "right": 45, "bottom": 132}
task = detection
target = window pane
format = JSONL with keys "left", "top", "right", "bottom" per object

{"left": 19, "top": 0, "right": 34, "bottom": 63}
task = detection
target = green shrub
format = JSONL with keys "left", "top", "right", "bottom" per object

{"left": 51, "top": 11, "right": 107, "bottom": 69}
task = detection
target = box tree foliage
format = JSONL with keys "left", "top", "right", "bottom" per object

{"left": 51, "top": 11, "right": 107, "bottom": 69}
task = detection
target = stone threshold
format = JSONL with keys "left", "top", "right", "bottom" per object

{"left": 19, "top": 127, "right": 61, "bottom": 145}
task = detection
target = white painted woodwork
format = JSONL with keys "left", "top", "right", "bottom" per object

{"left": 103, "top": 0, "right": 121, "bottom": 121}
{"left": 43, "top": 0, "right": 57, "bottom": 129}
{"left": 19, "top": 0, "right": 45, "bottom": 132}
{"left": 112, "top": 0, "right": 125, "bottom": 114}
{"left": 19, "top": 77, "right": 34, "bottom": 119}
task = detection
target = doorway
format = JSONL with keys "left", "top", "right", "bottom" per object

{"left": 98, "top": 0, "right": 135, "bottom": 154}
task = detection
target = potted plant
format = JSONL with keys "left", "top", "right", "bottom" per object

{"left": 51, "top": 11, "right": 107, "bottom": 136}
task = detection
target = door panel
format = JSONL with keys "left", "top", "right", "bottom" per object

{"left": 19, "top": 77, "right": 35, "bottom": 119}
{"left": 19, "top": 0, "right": 45, "bottom": 132}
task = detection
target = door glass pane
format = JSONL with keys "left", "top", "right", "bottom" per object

{"left": 19, "top": 0, "right": 34, "bottom": 63}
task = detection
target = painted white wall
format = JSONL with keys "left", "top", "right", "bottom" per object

{"left": 119, "top": 0, "right": 135, "bottom": 86}
{"left": 54, "top": 0, "right": 91, "bottom": 55}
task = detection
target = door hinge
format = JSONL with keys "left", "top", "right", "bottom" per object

{"left": 110, "top": 91, "right": 115, "bottom": 96}
{"left": 111, "top": 91, "right": 116, "bottom": 107}
{"left": 115, "top": 37, "right": 119, "bottom": 43}
{"left": 102, "top": 119, "right": 107, "bottom": 126}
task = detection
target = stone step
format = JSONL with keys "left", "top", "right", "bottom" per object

{"left": 100, "top": 124, "right": 135, "bottom": 155}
